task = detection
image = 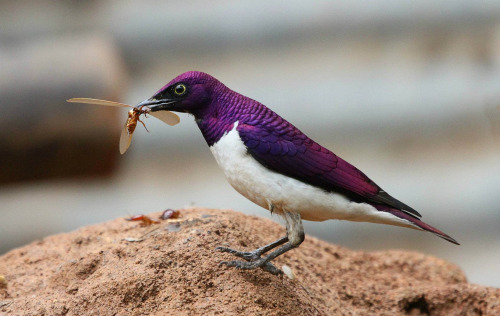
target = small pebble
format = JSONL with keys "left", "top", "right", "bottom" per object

{"left": 124, "top": 237, "right": 143, "bottom": 242}
{"left": 160, "top": 209, "right": 180, "bottom": 220}
{"left": 282, "top": 265, "right": 295, "bottom": 280}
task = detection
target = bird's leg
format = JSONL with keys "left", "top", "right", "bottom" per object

{"left": 218, "top": 211, "right": 304, "bottom": 275}
{"left": 216, "top": 203, "right": 288, "bottom": 260}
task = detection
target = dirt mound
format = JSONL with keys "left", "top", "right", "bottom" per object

{"left": 0, "top": 208, "right": 498, "bottom": 315}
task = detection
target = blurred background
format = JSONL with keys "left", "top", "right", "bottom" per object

{"left": 1, "top": 1, "right": 499, "bottom": 287}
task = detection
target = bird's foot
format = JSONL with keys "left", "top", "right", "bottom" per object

{"left": 215, "top": 246, "right": 283, "bottom": 275}
{"left": 219, "top": 258, "right": 283, "bottom": 275}
{"left": 215, "top": 246, "right": 262, "bottom": 261}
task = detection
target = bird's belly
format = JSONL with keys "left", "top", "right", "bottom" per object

{"left": 209, "top": 123, "right": 406, "bottom": 226}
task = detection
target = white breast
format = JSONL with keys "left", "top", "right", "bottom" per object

{"left": 209, "top": 122, "right": 415, "bottom": 228}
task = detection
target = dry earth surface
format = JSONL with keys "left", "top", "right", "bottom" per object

{"left": 0, "top": 208, "right": 498, "bottom": 315}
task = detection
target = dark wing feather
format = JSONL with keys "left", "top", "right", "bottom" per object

{"left": 237, "top": 121, "right": 421, "bottom": 218}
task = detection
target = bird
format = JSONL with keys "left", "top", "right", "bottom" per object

{"left": 138, "top": 71, "right": 459, "bottom": 275}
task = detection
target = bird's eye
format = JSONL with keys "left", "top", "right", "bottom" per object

{"left": 174, "top": 83, "right": 187, "bottom": 96}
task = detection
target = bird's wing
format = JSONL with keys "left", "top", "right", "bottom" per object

{"left": 236, "top": 120, "right": 421, "bottom": 218}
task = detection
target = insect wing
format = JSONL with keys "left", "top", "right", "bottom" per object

{"left": 150, "top": 111, "right": 180, "bottom": 126}
{"left": 67, "top": 98, "right": 132, "bottom": 108}
{"left": 119, "top": 121, "right": 133, "bottom": 154}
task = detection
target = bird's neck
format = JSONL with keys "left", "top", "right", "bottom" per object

{"left": 196, "top": 115, "right": 236, "bottom": 147}
{"left": 194, "top": 92, "right": 268, "bottom": 146}
{"left": 194, "top": 95, "right": 239, "bottom": 147}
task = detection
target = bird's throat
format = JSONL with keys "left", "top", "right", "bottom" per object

{"left": 196, "top": 117, "right": 236, "bottom": 147}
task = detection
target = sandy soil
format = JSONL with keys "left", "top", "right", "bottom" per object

{"left": 0, "top": 208, "right": 498, "bottom": 315}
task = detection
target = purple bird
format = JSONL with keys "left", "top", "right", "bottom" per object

{"left": 138, "top": 71, "right": 458, "bottom": 275}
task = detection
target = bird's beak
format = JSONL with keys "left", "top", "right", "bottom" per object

{"left": 135, "top": 98, "right": 177, "bottom": 112}
{"left": 135, "top": 98, "right": 181, "bottom": 126}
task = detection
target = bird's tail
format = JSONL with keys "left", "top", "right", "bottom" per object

{"left": 380, "top": 207, "right": 460, "bottom": 245}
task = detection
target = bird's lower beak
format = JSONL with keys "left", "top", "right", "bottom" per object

{"left": 135, "top": 98, "right": 177, "bottom": 112}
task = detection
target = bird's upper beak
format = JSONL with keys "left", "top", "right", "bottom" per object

{"left": 135, "top": 98, "right": 177, "bottom": 112}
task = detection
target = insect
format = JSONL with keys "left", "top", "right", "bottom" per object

{"left": 125, "top": 214, "right": 160, "bottom": 226}
{"left": 67, "top": 98, "right": 180, "bottom": 154}
{"left": 121, "top": 106, "right": 150, "bottom": 154}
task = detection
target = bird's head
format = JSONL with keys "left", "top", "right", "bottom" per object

{"left": 137, "top": 71, "right": 224, "bottom": 118}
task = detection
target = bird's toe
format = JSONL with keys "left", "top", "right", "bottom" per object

{"left": 215, "top": 246, "right": 261, "bottom": 261}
